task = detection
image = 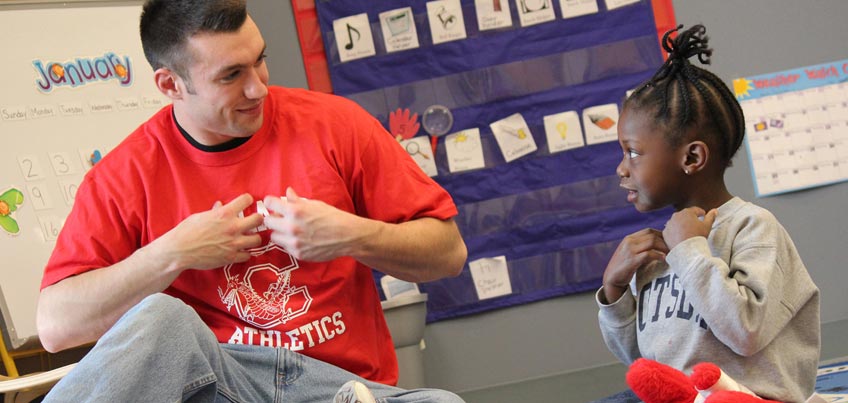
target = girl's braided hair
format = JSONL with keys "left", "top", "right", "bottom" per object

{"left": 625, "top": 24, "right": 745, "bottom": 167}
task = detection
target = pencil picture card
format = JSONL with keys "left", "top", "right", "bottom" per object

{"left": 401, "top": 136, "right": 438, "bottom": 177}
{"left": 475, "top": 0, "right": 513, "bottom": 31}
{"left": 543, "top": 111, "right": 585, "bottom": 153}
{"left": 445, "top": 128, "right": 486, "bottom": 173}
{"left": 427, "top": 0, "right": 467, "bottom": 45}
{"left": 582, "top": 103, "right": 619, "bottom": 145}
{"left": 516, "top": 0, "right": 555, "bottom": 27}
{"left": 333, "top": 13, "right": 376, "bottom": 63}
{"left": 490, "top": 113, "right": 538, "bottom": 162}
{"left": 379, "top": 7, "right": 420, "bottom": 53}
{"left": 559, "top": 0, "right": 598, "bottom": 19}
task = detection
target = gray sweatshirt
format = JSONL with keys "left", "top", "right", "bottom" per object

{"left": 597, "top": 197, "right": 820, "bottom": 403}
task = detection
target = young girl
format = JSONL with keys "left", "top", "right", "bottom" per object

{"left": 596, "top": 25, "right": 820, "bottom": 403}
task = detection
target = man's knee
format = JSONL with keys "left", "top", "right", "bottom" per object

{"left": 120, "top": 293, "right": 205, "bottom": 335}
{"left": 134, "top": 293, "right": 193, "bottom": 318}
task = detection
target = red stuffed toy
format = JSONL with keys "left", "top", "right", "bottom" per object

{"left": 625, "top": 358, "right": 783, "bottom": 403}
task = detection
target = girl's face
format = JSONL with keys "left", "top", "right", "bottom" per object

{"left": 615, "top": 107, "right": 688, "bottom": 212}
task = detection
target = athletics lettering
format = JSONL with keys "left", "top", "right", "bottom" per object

{"left": 227, "top": 311, "right": 346, "bottom": 349}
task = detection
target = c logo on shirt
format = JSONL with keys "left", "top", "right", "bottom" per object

{"left": 218, "top": 242, "right": 312, "bottom": 328}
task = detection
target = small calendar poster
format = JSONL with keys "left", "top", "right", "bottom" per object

{"left": 734, "top": 59, "right": 848, "bottom": 197}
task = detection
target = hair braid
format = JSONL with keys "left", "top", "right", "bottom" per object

{"left": 624, "top": 24, "right": 746, "bottom": 168}
{"left": 700, "top": 72, "right": 747, "bottom": 162}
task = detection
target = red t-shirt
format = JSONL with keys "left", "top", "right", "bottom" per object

{"left": 41, "top": 87, "right": 458, "bottom": 385}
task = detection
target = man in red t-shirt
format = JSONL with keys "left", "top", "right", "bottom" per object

{"left": 37, "top": 1, "right": 467, "bottom": 402}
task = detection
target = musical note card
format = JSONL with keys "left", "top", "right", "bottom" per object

{"left": 333, "top": 13, "right": 376, "bottom": 63}
{"left": 491, "top": 113, "right": 538, "bottom": 162}
{"left": 401, "top": 136, "right": 438, "bottom": 177}
{"left": 582, "top": 103, "right": 619, "bottom": 145}
{"left": 426, "top": 0, "right": 467, "bottom": 45}
{"left": 379, "top": 7, "right": 420, "bottom": 53}
{"left": 469, "top": 256, "right": 512, "bottom": 300}
{"left": 734, "top": 58, "right": 848, "bottom": 197}
{"left": 543, "top": 110, "right": 585, "bottom": 153}
{"left": 559, "top": 0, "right": 599, "bottom": 19}
{"left": 445, "top": 128, "right": 485, "bottom": 173}
{"left": 517, "top": 0, "right": 556, "bottom": 27}
{"left": 475, "top": 0, "right": 513, "bottom": 31}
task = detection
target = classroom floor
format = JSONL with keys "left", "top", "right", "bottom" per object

{"left": 816, "top": 357, "right": 848, "bottom": 401}
{"left": 457, "top": 358, "right": 848, "bottom": 403}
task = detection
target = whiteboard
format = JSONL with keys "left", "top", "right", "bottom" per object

{"left": 0, "top": 2, "right": 168, "bottom": 348}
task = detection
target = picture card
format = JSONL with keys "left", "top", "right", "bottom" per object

{"left": 333, "top": 13, "right": 376, "bottom": 63}
{"left": 490, "top": 113, "right": 538, "bottom": 162}
{"left": 582, "top": 103, "right": 620, "bottom": 145}
{"left": 543, "top": 110, "right": 585, "bottom": 153}
{"left": 427, "top": 0, "right": 468, "bottom": 44}
{"left": 445, "top": 128, "right": 486, "bottom": 173}
{"left": 379, "top": 7, "right": 420, "bottom": 53}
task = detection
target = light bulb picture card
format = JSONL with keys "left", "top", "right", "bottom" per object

{"left": 559, "top": 0, "right": 599, "bottom": 19}
{"left": 445, "top": 128, "right": 486, "bottom": 173}
{"left": 543, "top": 110, "right": 585, "bottom": 153}
{"left": 426, "top": 0, "right": 468, "bottom": 45}
{"left": 582, "top": 103, "right": 620, "bottom": 145}
{"left": 490, "top": 113, "right": 538, "bottom": 162}
{"left": 379, "top": 7, "right": 420, "bottom": 53}
{"left": 333, "top": 13, "right": 376, "bottom": 63}
{"left": 401, "top": 136, "right": 438, "bottom": 177}
{"left": 475, "top": 0, "right": 513, "bottom": 31}
{"left": 516, "top": 0, "right": 555, "bottom": 27}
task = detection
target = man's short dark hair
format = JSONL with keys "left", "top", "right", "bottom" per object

{"left": 140, "top": 0, "right": 248, "bottom": 89}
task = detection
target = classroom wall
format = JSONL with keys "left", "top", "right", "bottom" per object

{"left": 250, "top": 0, "right": 848, "bottom": 401}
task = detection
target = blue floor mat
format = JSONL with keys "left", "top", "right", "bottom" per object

{"left": 817, "top": 359, "right": 848, "bottom": 401}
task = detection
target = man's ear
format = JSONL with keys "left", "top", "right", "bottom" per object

{"left": 153, "top": 68, "right": 184, "bottom": 100}
{"left": 682, "top": 140, "right": 709, "bottom": 175}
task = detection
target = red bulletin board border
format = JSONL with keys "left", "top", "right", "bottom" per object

{"left": 290, "top": 0, "right": 676, "bottom": 93}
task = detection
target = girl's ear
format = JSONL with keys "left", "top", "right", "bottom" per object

{"left": 682, "top": 140, "right": 709, "bottom": 175}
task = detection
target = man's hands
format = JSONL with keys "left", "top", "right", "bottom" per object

{"left": 262, "top": 187, "right": 371, "bottom": 262}
{"left": 152, "top": 193, "right": 264, "bottom": 272}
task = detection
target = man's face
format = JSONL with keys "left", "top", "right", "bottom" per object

{"left": 175, "top": 16, "right": 270, "bottom": 146}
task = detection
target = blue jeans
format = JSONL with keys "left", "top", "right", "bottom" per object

{"left": 44, "top": 294, "right": 463, "bottom": 402}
